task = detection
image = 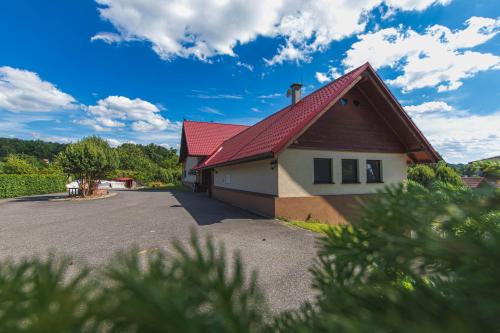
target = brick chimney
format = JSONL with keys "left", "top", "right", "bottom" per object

{"left": 288, "top": 83, "right": 302, "bottom": 105}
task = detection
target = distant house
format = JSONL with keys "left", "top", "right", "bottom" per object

{"left": 179, "top": 62, "right": 440, "bottom": 224}
{"left": 461, "top": 176, "right": 490, "bottom": 189}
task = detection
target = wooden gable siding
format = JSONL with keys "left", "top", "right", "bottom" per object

{"left": 290, "top": 86, "right": 406, "bottom": 153}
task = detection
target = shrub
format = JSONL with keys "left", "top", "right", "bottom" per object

{"left": 1, "top": 154, "right": 39, "bottom": 174}
{"left": 434, "top": 161, "right": 463, "bottom": 186}
{"left": 0, "top": 235, "right": 265, "bottom": 333}
{"left": 0, "top": 174, "right": 67, "bottom": 198}
{"left": 271, "top": 183, "right": 500, "bottom": 332}
{"left": 407, "top": 163, "right": 435, "bottom": 187}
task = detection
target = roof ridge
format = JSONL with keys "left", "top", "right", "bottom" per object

{"left": 183, "top": 120, "right": 249, "bottom": 127}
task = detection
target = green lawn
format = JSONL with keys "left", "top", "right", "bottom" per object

{"left": 282, "top": 218, "right": 332, "bottom": 234}
{"left": 142, "top": 183, "right": 191, "bottom": 191}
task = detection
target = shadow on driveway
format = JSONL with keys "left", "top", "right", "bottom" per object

{"left": 168, "top": 190, "right": 268, "bottom": 226}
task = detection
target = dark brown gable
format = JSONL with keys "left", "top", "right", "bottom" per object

{"left": 290, "top": 86, "right": 406, "bottom": 153}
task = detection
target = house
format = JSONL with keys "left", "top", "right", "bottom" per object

{"left": 179, "top": 62, "right": 440, "bottom": 224}
{"left": 179, "top": 121, "right": 249, "bottom": 190}
{"left": 461, "top": 176, "right": 490, "bottom": 189}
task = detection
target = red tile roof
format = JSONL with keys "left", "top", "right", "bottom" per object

{"left": 190, "top": 61, "right": 439, "bottom": 170}
{"left": 196, "top": 63, "right": 370, "bottom": 169}
{"left": 461, "top": 176, "right": 487, "bottom": 188}
{"left": 182, "top": 121, "right": 249, "bottom": 157}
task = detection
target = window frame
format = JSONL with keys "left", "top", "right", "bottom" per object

{"left": 313, "top": 158, "right": 334, "bottom": 184}
{"left": 341, "top": 159, "right": 359, "bottom": 184}
{"left": 366, "top": 159, "right": 383, "bottom": 183}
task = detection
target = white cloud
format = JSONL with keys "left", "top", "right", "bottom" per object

{"left": 199, "top": 106, "right": 223, "bottom": 115}
{"left": 343, "top": 16, "right": 500, "bottom": 92}
{"left": 0, "top": 66, "right": 77, "bottom": 112}
{"left": 404, "top": 101, "right": 454, "bottom": 114}
{"left": 315, "top": 66, "right": 341, "bottom": 83}
{"left": 93, "top": 0, "right": 451, "bottom": 64}
{"left": 257, "top": 92, "right": 282, "bottom": 99}
{"left": 191, "top": 93, "right": 243, "bottom": 99}
{"left": 84, "top": 96, "right": 181, "bottom": 132}
{"left": 236, "top": 61, "right": 254, "bottom": 71}
{"left": 404, "top": 103, "right": 500, "bottom": 163}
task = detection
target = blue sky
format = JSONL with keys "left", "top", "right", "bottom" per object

{"left": 0, "top": 0, "right": 498, "bottom": 163}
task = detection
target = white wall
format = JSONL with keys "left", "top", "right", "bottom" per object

{"left": 278, "top": 148, "right": 407, "bottom": 197}
{"left": 213, "top": 158, "right": 278, "bottom": 195}
{"left": 182, "top": 156, "right": 199, "bottom": 183}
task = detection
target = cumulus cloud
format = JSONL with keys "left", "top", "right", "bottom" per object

{"left": 0, "top": 66, "right": 77, "bottom": 112}
{"left": 404, "top": 101, "right": 454, "bottom": 114}
{"left": 343, "top": 16, "right": 500, "bottom": 92}
{"left": 315, "top": 66, "right": 341, "bottom": 83}
{"left": 83, "top": 96, "right": 181, "bottom": 132}
{"left": 93, "top": 0, "right": 451, "bottom": 64}
{"left": 403, "top": 101, "right": 500, "bottom": 163}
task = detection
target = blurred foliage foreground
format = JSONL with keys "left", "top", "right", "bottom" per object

{"left": 1, "top": 182, "right": 499, "bottom": 333}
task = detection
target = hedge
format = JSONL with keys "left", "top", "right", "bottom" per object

{"left": 0, "top": 174, "right": 67, "bottom": 199}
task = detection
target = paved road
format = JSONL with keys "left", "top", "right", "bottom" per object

{"left": 0, "top": 189, "right": 318, "bottom": 312}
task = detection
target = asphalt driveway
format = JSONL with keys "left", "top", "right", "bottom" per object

{"left": 0, "top": 189, "right": 318, "bottom": 312}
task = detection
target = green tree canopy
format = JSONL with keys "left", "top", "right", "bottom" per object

{"left": 0, "top": 137, "right": 66, "bottom": 160}
{"left": 1, "top": 154, "right": 39, "bottom": 174}
{"left": 57, "top": 136, "right": 118, "bottom": 196}
{"left": 408, "top": 161, "right": 463, "bottom": 188}
{"left": 468, "top": 160, "right": 500, "bottom": 179}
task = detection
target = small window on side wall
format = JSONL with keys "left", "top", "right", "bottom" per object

{"left": 366, "top": 160, "right": 382, "bottom": 183}
{"left": 314, "top": 158, "right": 333, "bottom": 184}
{"left": 342, "top": 159, "right": 359, "bottom": 184}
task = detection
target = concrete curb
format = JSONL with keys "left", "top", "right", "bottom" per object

{"left": 49, "top": 192, "right": 118, "bottom": 202}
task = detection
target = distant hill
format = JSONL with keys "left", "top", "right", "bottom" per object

{"left": 0, "top": 138, "right": 67, "bottom": 160}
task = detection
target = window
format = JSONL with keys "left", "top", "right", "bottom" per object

{"left": 314, "top": 158, "right": 333, "bottom": 184}
{"left": 340, "top": 98, "right": 348, "bottom": 106}
{"left": 366, "top": 160, "right": 382, "bottom": 183}
{"left": 342, "top": 159, "right": 359, "bottom": 183}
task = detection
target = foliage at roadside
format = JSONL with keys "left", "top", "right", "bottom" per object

{"left": 281, "top": 218, "right": 332, "bottom": 234}
{"left": 57, "top": 136, "right": 119, "bottom": 197}
{"left": 1, "top": 181, "right": 499, "bottom": 332}
{"left": 0, "top": 174, "right": 66, "bottom": 198}
{"left": 0, "top": 235, "right": 264, "bottom": 333}
{"left": 272, "top": 182, "right": 500, "bottom": 332}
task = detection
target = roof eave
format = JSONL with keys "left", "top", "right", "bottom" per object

{"left": 195, "top": 152, "right": 275, "bottom": 170}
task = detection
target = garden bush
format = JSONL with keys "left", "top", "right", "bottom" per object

{"left": 0, "top": 174, "right": 66, "bottom": 198}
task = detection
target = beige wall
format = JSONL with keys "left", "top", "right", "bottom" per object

{"left": 213, "top": 158, "right": 278, "bottom": 195}
{"left": 182, "top": 156, "right": 199, "bottom": 183}
{"left": 278, "top": 148, "right": 407, "bottom": 197}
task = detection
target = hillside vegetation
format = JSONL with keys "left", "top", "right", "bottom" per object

{"left": 0, "top": 137, "right": 182, "bottom": 197}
